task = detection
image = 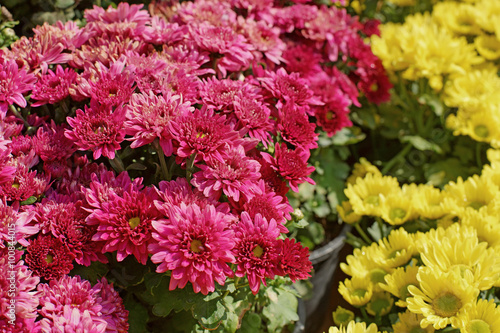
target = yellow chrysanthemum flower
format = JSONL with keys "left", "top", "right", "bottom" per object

{"left": 411, "top": 185, "right": 448, "bottom": 219}
{"left": 417, "top": 224, "right": 476, "bottom": 251}
{"left": 344, "top": 173, "right": 400, "bottom": 217}
{"left": 337, "top": 201, "right": 362, "bottom": 225}
{"left": 366, "top": 292, "right": 394, "bottom": 317}
{"left": 475, "top": 0, "right": 500, "bottom": 32}
{"left": 328, "top": 321, "right": 380, "bottom": 333}
{"left": 446, "top": 107, "right": 500, "bottom": 148}
{"left": 407, "top": 268, "right": 480, "bottom": 330}
{"left": 332, "top": 306, "right": 355, "bottom": 327}
{"left": 480, "top": 162, "right": 500, "bottom": 191}
{"left": 382, "top": 264, "right": 420, "bottom": 307}
{"left": 443, "top": 67, "right": 500, "bottom": 111}
{"left": 441, "top": 175, "right": 498, "bottom": 216}
{"left": 456, "top": 299, "right": 500, "bottom": 333}
{"left": 371, "top": 228, "right": 417, "bottom": 270}
{"left": 475, "top": 34, "right": 500, "bottom": 60}
{"left": 392, "top": 310, "right": 435, "bottom": 333}
{"left": 339, "top": 276, "right": 374, "bottom": 307}
{"left": 419, "top": 228, "right": 500, "bottom": 290}
{"left": 380, "top": 193, "right": 415, "bottom": 225}
{"left": 346, "top": 158, "right": 382, "bottom": 186}
{"left": 486, "top": 148, "right": 500, "bottom": 164}
{"left": 432, "top": 2, "right": 482, "bottom": 36}
{"left": 461, "top": 210, "right": 500, "bottom": 250}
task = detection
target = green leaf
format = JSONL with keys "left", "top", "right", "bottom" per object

{"left": 70, "top": 261, "right": 109, "bottom": 284}
{"left": 20, "top": 196, "right": 37, "bottom": 206}
{"left": 192, "top": 294, "right": 226, "bottom": 330}
{"left": 418, "top": 94, "right": 444, "bottom": 116}
{"left": 262, "top": 287, "right": 299, "bottom": 332}
{"left": 238, "top": 313, "right": 262, "bottom": 333}
{"left": 124, "top": 295, "right": 149, "bottom": 333}
{"left": 401, "top": 135, "right": 443, "bottom": 153}
{"left": 54, "top": 0, "right": 75, "bottom": 8}
{"left": 150, "top": 276, "right": 204, "bottom": 317}
{"left": 331, "top": 127, "right": 366, "bottom": 146}
{"left": 424, "top": 158, "right": 477, "bottom": 187}
{"left": 126, "top": 162, "right": 148, "bottom": 171}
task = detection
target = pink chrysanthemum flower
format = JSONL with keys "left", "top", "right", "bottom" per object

{"left": 275, "top": 238, "right": 312, "bottom": 282}
{"left": 25, "top": 235, "right": 75, "bottom": 280}
{"left": 261, "top": 143, "right": 315, "bottom": 192}
{"left": 65, "top": 100, "right": 126, "bottom": 160}
{"left": 150, "top": 203, "right": 235, "bottom": 295}
{"left": 0, "top": 150, "right": 15, "bottom": 186}
{"left": 144, "top": 16, "right": 187, "bottom": 45}
{"left": 282, "top": 43, "right": 322, "bottom": 77}
{"left": 89, "top": 186, "right": 161, "bottom": 264}
{"left": 241, "top": 181, "right": 293, "bottom": 233}
{"left": 237, "top": 17, "right": 285, "bottom": 65}
{"left": 40, "top": 306, "right": 106, "bottom": 333}
{"left": 0, "top": 55, "right": 37, "bottom": 116}
{"left": 174, "top": 0, "right": 237, "bottom": 27}
{"left": 161, "top": 43, "right": 212, "bottom": 77}
{"left": 30, "top": 65, "right": 77, "bottom": 107}
{"left": 37, "top": 275, "right": 106, "bottom": 329}
{"left": 55, "top": 158, "right": 109, "bottom": 198}
{"left": 199, "top": 77, "right": 258, "bottom": 112}
{"left": 189, "top": 22, "right": 254, "bottom": 77}
{"left": 34, "top": 122, "right": 76, "bottom": 176}
{"left": 169, "top": 106, "right": 242, "bottom": 164}
{"left": 191, "top": 145, "right": 262, "bottom": 202}
{"left": 125, "top": 52, "right": 169, "bottom": 95}
{"left": 233, "top": 212, "right": 280, "bottom": 294}
{"left": 33, "top": 21, "right": 89, "bottom": 50}
{"left": 233, "top": 92, "right": 273, "bottom": 147}
{"left": 253, "top": 154, "right": 289, "bottom": 198}
{"left": 0, "top": 251, "right": 40, "bottom": 330}
{"left": 277, "top": 102, "right": 318, "bottom": 150}
{"left": 0, "top": 199, "right": 38, "bottom": 247}
{"left": 259, "top": 67, "right": 322, "bottom": 108}
{"left": 0, "top": 164, "right": 49, "bottom": 204}
{"left": 85, "top": 3, "right": 151, "bottom": 26}
{"left": 271, "top": 4, "right": 319, "bottom": 33}
{"left": 92, "top": 277, "right": 129, "bottom": 333}
{"left": 125, "top": 92, "right": 193, "bottom": 156}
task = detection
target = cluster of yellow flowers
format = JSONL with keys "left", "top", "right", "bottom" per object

{"left": 371, "top": 0, "right": 500, "bottom": 148}
{"left": 334, "top": 152, "right": 500, "bottom": 332}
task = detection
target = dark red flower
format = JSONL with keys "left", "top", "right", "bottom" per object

{"left": 25, "top": 235, "right": 75, "bottom": 281}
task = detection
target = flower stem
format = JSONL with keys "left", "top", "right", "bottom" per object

{"left": 156, "top": 144, "right": 170, "bottom": 181}
{"left": 354, "top": 222, "right": 372, "bottom": 245}
{"left": 186, "top": 153, "right": 197, "bottom": 183}
{"left": 381, "top": 143, "right": 413, "bottom": 175}
{"left": 9, "top": 104, "right": 30, "bottom": 129}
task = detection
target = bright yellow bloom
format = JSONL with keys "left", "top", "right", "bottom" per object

{"left": 446, "top": 108, "right": 500, "bottom": 148}
{"left": 381, "top": 264, "right": 420, "bottom": 307}
{"left": 380, "top": 193, "right": 415, "bottom": 225}
{"left": 411, "top": 185, "right": 448, "bottom": 219}
{"left": 475, "top": 0, "right": 500, "bottom": 32}
{"left": 461, "top": 210, "right": 500, "bottom": 250}
{"left": 371, "top": 228, "right": 417, "bottom": 270}
{"left": 346, "top": 158, "right": 382, "bottom": 186}
{"left": 339, "top": 276, "right": 374, "bottom": 307}
{"left": 486, "top": 149, "right": 500, "bottom": 164}
{"left": 456, "top": 299, "right": 500, "bottom": 333}
{"left": 337, "top": 201, "right": 362, "bottom": 225}
{"left": 475, "top": 35, "right": 500, "bottom": 60}
{"left": 392, "top": 310, "right": 435, "bottom": 333}
{"left": 432, "top": 2, "right": 482, "bottom": 36}
{"left": 328, "top": 321, "right": 380, "bottom": 333}
{"left": 407, "top": 268, "right": 479, "bottom": 329}
{"left": 344, "top": 173, "right": 400, "bottom": 217}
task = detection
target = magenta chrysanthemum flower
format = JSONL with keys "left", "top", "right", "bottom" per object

{"left": 34, "top": 122, "right": 76, "bottom": 176}
{"left": 124, "top": 92, "right": 193, "bottom": 155}
{"left": 125, "top": 53, "right": 169, "bottom": 95}
{"left": 25, "top": 235, "right": 75, "bottom": 280}
{"left": 233, "top": 212, "right": 280, "bottom": 294}
{"left": 89, "top": 59, "right": 136, "bottom": 108}
{"left": 85, "top": 3, "right": 151, "bottom": 26}
{"left": 30, "top": 65, "right": 77, "bottom": 107}
{"left": 174, "top": 0, "right": 237, "bottom": 28}
{"left": 0, "top": 149, "right": 15, "bottom": 186}
{"left": 199, "top": 77, "right": 258, "bottom": 112}
{"left": 0, "top": 252, "right": 39, "bottom": 329}
{"left": 88, "top": 186, "right": 161, "bottom": 264}
{"left": 191, "top": 146, "right": 262, "bottom": 202}
{"left": 277, "top": 102, "right": 318, "bottom": 150}
{"left": 37, "top": 275, "right": 106, "bottom": 330}
{"left": 233, "top": 92, "right": 273, "bottom": 147}
{"left": 144, "top": 16, "right": 187, "bottom": 45}
{"left": 253, "top": 155, "right": 289, "bottom": 198}
{"left": 241, "top": 181, "right": 293, "bottom": 233}
{"left": 65, "top": 100, "right": 126, "bottom": 160}
{"left": 0, "top": 55, "right": 37, "bottom": 116}
{"left": 238, "top": 18, "right": 286, "bottom": 65}
{"left": 189, "top": 22, "right": 254, "bottom": 77}
{"left": 92, "top": 277, "right": 129, "bottom": 333}
{"left": 275, "top": 238, "right": 312, "bottom": 282}
{"left": 169, "top": 106, "right": 242, "bottom": 164}
{"left": 282, "top": 43, "right": 322, "bottom": 77}
{"left": 0, "top": 199, "right": 38, "bottom": 247}
{"left": 261, "top": 143, "right": 315, "bottom": 192}
{"left": 149, "top": 203, "right": 235, "bottom": 295}
{"left": 0, "top": 164, "right": 49, "bottom": 204}
{"left": 40, "top": 306, "right": 106, "bottom": 333}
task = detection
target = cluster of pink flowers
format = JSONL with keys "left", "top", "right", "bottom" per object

{"left": 0, "top": 0, "right": 390, "bottom": 330}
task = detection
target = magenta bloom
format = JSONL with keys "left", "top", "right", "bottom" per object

{"left": 275, "top": 238, "right": 312, "bottom": 282}
{"left": 0, "top": 164, "right": 49, "bottom": 204}
{"left": 25, "top": 235, "right": 75, "bottom": 281}
{"left": 191, "top": 146, "right": 262, "bottom": 202}
{"left": 233, "top": 212, "right": 280, "bottom": 294}
{"left": 40, "top": 306, "right": 106, "bottom": 333}
{"left": 261, "top": 143, "right": 315, "bottom": 192}
{"left": 65, "top": 100, "right": 126, "bottom": 160}
{"left": 92, "top": 277, "right": 129, "bottom": 333}
{"left": 125, "top": 92, "right": 192, "bottom": 156}
{"left": 169, "top": 106, "right": 242, "bottom": 164}
{"left": 149, "top": 203, "right": 235, "bottom": 295}
{"left": 277, "top": 102, "right": 318, "bottom": 150}
{"left": 0, "top": 55, "right": 37, "bottom": 116}
{"left": 89, "top": 59, "right": 136, "bottom": 108}
{"left": 238, "top": 18, "right": 286, "bottom": 65}
{"left": 30, "top": 65, "right": 77, "bottom": 107}
{"left": 89, "top": 186, "right": 161, "bottom": 264}
{"left": 199, "top": 77, "right": 257, "bottom": 112}
{"left": 282, "top": 43, "right": 322, "bottom": 77}
{"left": 0, "top": 199, "right": 38, "bottom": 248}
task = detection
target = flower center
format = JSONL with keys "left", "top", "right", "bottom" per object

{"left": 399, "top": 284, "right": 414, "bottom": 300}
{"left": 474, "top": 125, "right": 489, "bottom": 138}
{"left": 468, "top": 201, "right": 485, "bottom": 210}
{"left": 190, "top": 239, "right": 204, "bottom": 253}
{"left": 253, "top": 245, "right": 264, "bottom": 258}
{"left": 45, "top": 253, "right": 54, "bottom": 264}
{"left": 352, "top": 288, "right": 367, "bottom": 298}
{"left": 432, "top": 292, "right": 462, "bottom": 317}
{"left": 369, "top": 268, "right": 388, "bottom": 284}
{"left": 128, "top": 217, "right": 141, "bottom": 229}
{"left": 365, "top": 195, "right": 380, "bottom": 206}
{"left": 468, "top": 319, "right": 491, "bottom": 333}
{"left": 12, "top": 182, "right": 20, "bottom": 189}
{"left": 389, "top": 207, "right": 407, "bottom": 220}
{"left": 325, "top": 111, "right": 335, "bottom": 120}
